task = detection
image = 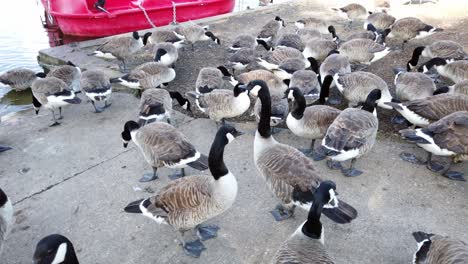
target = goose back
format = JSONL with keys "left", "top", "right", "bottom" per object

{"left": 335, "top": 71, "right": 391, "bottom": 106}
{"left": 196, "top": 67, "right": 225, "bottom": 94}
{"left": 266, "top": 47, "right": 304, "bottom": 65}
{"left": 320, "top": 54, "right": 352, "bottom": 83}
{"left": 231, "top": 34, "right": 257, "bottom": 50}
{"left": 290, "top": 70, "right": 321, "bottom": 96}
{"left": 80, "top": 70, "right": 110, "bottom": 93}
{"left": 47, "top": 65, "right": 81, "bottom": 91}
{"left": 424, "top": 111, "right": 468, "bottom": 155}
{"left": 197, "top": 89, "right": 250, "bottom": 121}
{"left": 395, "top": 72, "right": 436, "bottom": 101}
{"left": 130, "top": 62, "right": 176, "bottom": 89}
{"left": 31, "top": 77, "right": 69, "bottom": 106}
{"left": 414, "top": 233, "right": 468, "bottom": 264}
{"left": 338, "top": 39, "right": 386, "bottom": 63}
{"left": 438, "top": 60, "right": 468, "bottom": 83}
{"left": 276, "top": 33, "right": 304, "bottom": 51}
{"left": 337, "top": 3, "right": 367, "bottom": 19}
{"left": 98, "top": 34, "right": 143, "bottom": 59}
{"left": 0, "top": 68, "right": 37, "bottom": 90}
{"left": 139, "top": 88, "right": 172, "bottom": 117}
{"left": 258, "top": 19, "right": 283, "bottom": 40}
{"left": 424, "top": 40, "right": 466, "bottom": 59}
{"left": 389, "top": 17, "right": 434, "bottom": 40}
{"left": 287, "top": 105, "right": 341, "bottom": 139}
{"left": 303, "top": 40, "right": 337, "bottom": 62}
{"left": 365, "top": 12, "right": 395, "bottom": 30}
{"left": 237, "top": 70, "right": 287, "bottom": 94}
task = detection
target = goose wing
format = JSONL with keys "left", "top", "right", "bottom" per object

{"left": 427, "top": 111, "right": 468, "bottom": 154}
{"left": 405, "top": 94, "right": 468, "bottom": 121}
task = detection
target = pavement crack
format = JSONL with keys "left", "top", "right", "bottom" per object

{"left": 13, "top": 148, "right": 135, "bottom": 206}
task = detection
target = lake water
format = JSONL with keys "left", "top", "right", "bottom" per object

{"left": 0, "top": 0, "right": 288, "bottom": 118}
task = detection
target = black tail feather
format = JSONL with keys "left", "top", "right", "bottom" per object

{"left": 124, "top": 199, "right": 144, "bottom": 214}
{"left": 322, "top": 199, "right": 358, "bottom": 224}
{"left": 188, "top": 154, "right": 209, "bottom": 170}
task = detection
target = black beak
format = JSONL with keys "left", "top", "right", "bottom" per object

{"left": 35, "top": 109, "right": 39, "bottom": 115}
{"left": 123, "top": 142, "right": 128, "bottom": 148}
{"left": 233, "top": 130, "right": 244, "bottom": 137}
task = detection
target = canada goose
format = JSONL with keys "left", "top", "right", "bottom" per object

{"left": 333, "top": 71, "right": 393, "bottom": 108}
{"left": 0, "top": 68, "right": 44, "bottom": 91}
{"left": 412, "top": 231, "right": 468, "bottom": 263}
{"left": 124, "top": 125, "right": 243, "bottom": 257}
{"left": 364, "top": 12, "right": 395, "bottom": 31}
{"left": 285, "top": 87, "right": 340, "bottom": 161}
{"left": 346, "top": 31, "right": 378, "bottom": 41}
{"left": 229, "top": 34, "right": 271, "bottom": 51}
{"left": 407, "top": 41, "right": 466, "bottom": 70}
{"left": 337, "top": 38, "right": 391, "bottom": 65}
{"left": 385, "top": 94, "right": 468, "bottom": 127}
{"left": 434, "top": 80, "right": 468, "bottom": 96}
{"left": 272, "top": 181, "right": 337, "bottom": 264}
{"left": 47, "top": 61, "right": 82, "bottom": 92}
{"left": 244, "top": 79, "right": 357, "bottom": 222}
{"left": 0, "top": 188, "right": 13, "bottom": 255}
{"left": 303, "top": 39, "right": 338, "bottom": 63}
{"left": 394, "top": 68, "right": 436, "bottom": 102}
{"left": 91, "top": 31, "right": 143, "bottom": 72}
{"left": 272, "top": 58, "right": 307, "bottom": 80}
{"left": 80, "top": 70, "right": 112, "bottom": 113}
{"left": 289, "top": 69, "right": 321, "bottom": 104}
{"left": 142, "top": 31, "right": 185, "bottom": 49}
{"left": 195, "top": 66, "right": 231, "bottom": 94}
{"left": 257, "top": 16, "right": 285, "bottom": 43}
{"left": 399, "top": 111, "right": 468, "bottom": 181}
{"left": 294, "top": 17, "right": 329, "bottom": 34}
{"left": 31, "top": 77, "right": 82, "bottom": 126}
{"left": 319, "top": 89, "right": 381, "bottom": 177}
{"left": 257, "top": 47, "right": 311, "bottom": 71}
{"left": 174, "top": 25, "right": 220, "bottom": 50}
{"left": 318, "top": 53, "right": 352, "bottom": 104}
{"left": 332, "top": 3, "right": 367, "bottom": 28}
{"left": 297, "top": 28, "right": 323, "bottom": 43}
{"left": 231, "top": 69, "right": 288, "bottom": 95}
{"left": 187, "top": 84, "right": 250, "bottom": 125}
{"left": 33, "top": 234, "right": 79, "bottom": 264}
{"left": 110, "top": 62, "right": 176, "bottom": 90}
{"left": 418, "top": 58, "right": 468, "bottom": 83}
{"left": 153, "top": 42, "right": 178, "bottom": 67}
{"left": 121, "top": 121, "right": 209, "bottom": 182}
{"left": 275, "top": 33, "right": 305, "bottom": 51}
{"left": 253, "top": 93, "right": 289, "bottom": 134}
{"left": 138, "top": 88, "right": 191, "bottom": 125}
{"left": 387, "top": 17, "right": 441, "bottom": 49}
{"left": 227, "top": 48, "right": 257, "bottom": 73}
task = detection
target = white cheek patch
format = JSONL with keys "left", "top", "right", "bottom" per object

{"left": 51, "top": 243, "right": 67, "bottom": 264}
{"left": 288, "top": 90, "right": 295, "bottom": 100}
{"left": 295, "top": 22, "right": 305, "bottom": 29}
{"left": 423, "top": 66, "right": 429, "bottom": 73}
{"left": 325, "top": 189, "right": 339, "bottom": 209}
{"left": 250, "top": 85, "right": 261, "bottom": 96}
{"left": 226, "top": 133, "right": 235, "bottom": 143}
{"left": 182, "top": 102, "right": 188, "bottom": 110}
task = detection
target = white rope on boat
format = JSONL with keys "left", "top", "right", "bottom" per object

{"left": 171, "top": 1, "right": 178, "bottom": 25}
{"left": 136, "top": 0, "right": 157, "bottom": 28}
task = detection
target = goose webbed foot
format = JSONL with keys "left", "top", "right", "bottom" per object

{"left": 139, "top": 167, "right": 158, "bottom": 182}
{"left": 0, "top": 145, "right": 12, "bottom": 153}
{"left": 270, "top": 204, "right": 294, "bottom": 221}
{"left": 391, "top": 114, "right": 408, "bottom": 125}
{"left": 426, "top": 159, "right": 445, "bottom": 172}
{"left": 327, "top": 97, "right": 342, "bottom": 105}
{"left": 327, "top": 160, "right": 343, "bottom": 170}
{"left": 183, "top": 239, "right": 206, "bottom": 258}
{"left": 399, "top": 152, "right": 426, "bottom": 165}
{"left": 341, "top": 168, "right": 363, "bottom": 177}
{"left": 196, "top": 224, "right": 220, "bottom": 241}
{"left": 298, "top": 148, "right": 313, "bottom": 156}
{"left": 49, "top": 121, "right": 61, "bottom": 127}
{"left": 442, "top": 171, "right": 465, "bottom": 181}
{"left": 168, "top": 168, "right": 185, "bottom": 180}
{"left": 91, "top": 101, "right": 104, "bottom": 113}
{"left": 312, "top": 148, "right": 326, "bottom": 161}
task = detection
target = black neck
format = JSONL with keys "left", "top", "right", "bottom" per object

{"left": 308, "top": 57, "right": 319, "bottom": 75}
{"left": 319, "top": 75, "right": 332, "bottom": 104}
{"left": 169, "top": 91, "right": 185, "bottom": 106}
{"left": 408, "top": 47, "right": 424, "bottom": 68}
{"left": 32, "top": 94, "right": 42, "bottom": 107}
{"left": 257, "top": 83, "right": 272, "bottom": 138}
{"left": 208, "top": 132, "right": 229, "bottom": 180}
{"left": 301, "top": 201, "right": 323, "bottom": 239}
{"left": 66, "top": 245, "right": 80, "bottom": 264}
{"left": 291, "top": 92, "right": 306, "bottom": 119}
{"left": 362, "top": 97, "right": 376, "bottom": 113}
{"left": 143, "top": 32, "right": 152, "bottom": 45}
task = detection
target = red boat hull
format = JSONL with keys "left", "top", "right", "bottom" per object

{"left": 42, "top": 0, "right": 235, "bottom": 37}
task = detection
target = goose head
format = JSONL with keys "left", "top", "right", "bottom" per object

{"left": 275, "top": 16, "right": 285, "bottom": 27}
{"left": 315, "top": 180, "right": 338, "bottom": 209}
{"left": 32, "top": 94, "right": 42, "bottom": 115}
{"left": 154, "top": 48, "right": 168, "bottom": 63}
{"left": 242, "top": 80, "right": 268, "bottom": 97}
{"left": 418, "top": 57, "right": 450, "bottom": 73}
{"left": 132, "top": 31, "right": 140, "bottom": 40}
{"left": 121, "top": 121, "right": 140, "bottom": 148}
{"left": 233, "top": 83, "right": 248, "bottom": 97}
{"left": 33, "top": 234, "right": 78, "bottom": 264}
{"left": 169, "top": 91, "right": 192, "bottom": 112}
{"left": 205, "top": 31, "right": 221, "bottom": 45}
{"left": 218, "top": 124, "right": 244, "bottom": 144}
{"left": 142, "top": 32, "right": 153, "bottom": 45}
{"left": 283, "top": 87, "right": 302, "bottom": 102}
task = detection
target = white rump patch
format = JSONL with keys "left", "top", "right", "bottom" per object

{"left": 173, "top": 40, "right": 185, "bottom": 49}
{"left": 92, "top": 51, "right": 116, "bottom": 59}
{"left": 51, "top": 243, "right": 67, "bottom": 264}
{"left": 195, "top": 98, "right": 206, "bottom": 113}
{"left": 257, "top": 58, "right": 279, "bottom": 70}
{"left": 118, "top": 79, "right": 140, "bottom": 89}
{"left": 415, "top": 129, "right": 456, "bottom": 156}
{"left": 172, "top": 31, "right": 185, "bottom": 40}
{"left": 371, "top": 47, "right": 391, "bottom": 63}
{"left": 395, "top": 105, "right": 430, "bottom": 127}
{"left": 85, "top": 89, "right": 112, "bottom": 102}
{"left": 415, "top": 28, "right": 437, "bottom": 39}
{"left": 139, "top": 113, "right": 167, "bottom": 122}
{"left": 256, "top": 36, "right": 272, "bottom": 42}
{"left": 331, "top": 148, "right": 360, "bottom": 162}
{"left": 165, "top": 151, "right": 201, "bottom": 169}
{"left": 140, "top": 200, "right": 167, "bottom": 225}
{"left": 182, "top": 101, "right": 188, "bottom": 110}
{"left": 231, "top": 62, "right": 247, "bottom": 71}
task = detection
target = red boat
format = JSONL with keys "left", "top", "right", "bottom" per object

{"left": 41, "top": 0, "right": 235, "bottom": 37}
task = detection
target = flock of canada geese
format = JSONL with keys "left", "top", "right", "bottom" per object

{"left": 1, "top": 2, "right": 468, "bottom": 263}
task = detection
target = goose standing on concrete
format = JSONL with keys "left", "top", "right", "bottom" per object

{"left": 229, "top": 34, "right": 271, "bottom": 51}
{"left": 337, "top": 38, "right": 391, "bottom": 65}
{"left": 188, "top": 84, "right": 250, "bottom": 125}
{"left": 272, "top": 181, "right": 337, "bottom": 264}
{"left": 195, "top": 66, "right": 231, "bottom": 94}
{"left": 364, "top": 12, "right": 395, "bottom": 31}
{"left": 0, "top": 188, "right": 13, "bottom": 255}
{"left": 121, "top": 121, "right": 208, "bottom": 182}
{"left": 153, "top": 42, "right": 179, "bottom": 67}
{"left": 31, "top": 77, "right": 82, "bottom": 126}
{"left": 318, "top": 52, "right": 352, "bottom": 104}
{"left": 399, "top": 111, "right": 468, "bottom": 181}
{"left": 227, "top": 48, "right": 257, "bottom": 73}
{"left": 80, "top": 70, "right": 112, "bottom": 113}
{"left": 244, "top": 79, "right": 357, "bottom": 222}
{"left": 0, "top": 69, "right": 43, "bottom": 91}
{"left": 386, "top": 17, "right": 441, "bottom": 49}
{"left": 47, "top": 61, "right": 82, "bottom": 92}
{"left": 110, "top": 62, "right": 176, "bottom": 90}
{"left": 332, "top": 3, "right": 367, "bottom": 28}
{"left": 285, "top": 87, "right": 341, "bottom": 161}
{"left": 138, "top": 88, "right": 191, "bottom": 125}
{"left": 257, "top": 16, "right": 285, "bottom": 43}
{"left": 289, "top": 69, "right": 321, "bottom": 104}
{"left": 174, "top": 25, "right": 220, "bottom": 50}
{"left": 143, "top": 30, "right": 185, "bottom": 49}
{"left": 407, "top": 40, "right": 466, "bottom": 70}
{"left": 412, "top": 231, "right": 468, "bottom": 263}
{"left": 418, "top": 58, "right": 468, "bottom": 83}
{"left": 385, "top": 94, "right": 468, "bottom": 127}
{"left": 91, "top": 31, "right": 143, "bottom": 72}
{"left": 33, "top": 234, "right": 79, "bottom": 264}
{"left": 124, "top": 125, "right": 243, "bottom": 258}
{"left": 434, "top": 80, "right": 468, "bottom": 96}
{"left": 320, "top": 89, "right": 381, "bottom": 177}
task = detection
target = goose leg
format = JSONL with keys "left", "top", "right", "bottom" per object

{"left": 442, "top": 171, "right": 465, "bottom": 181}
{"left": 270, "top": 203, "right": 295, "bottom": 221}
{"left": 196, "top": 224, "right": 220, "bottom": 241}
{"left": 0, "top": 145, "right": 12, "bottom": 153}
{"left": 391, "top": 114, "right": 409, "bottom": 125}
{"left": 179, "top": 230, "right": 206, "bottom": 258}
{"left": 168, "top": 168, "right": 185, "bottom": 180}
{"left": 91, "top": 101, "right": 104, "bottom": 113}
{"left": 312, "top": 140, "right": 326, "bottom": 161}
{"left": 341, "top": 158, "right": 363, "bottom": 177}
{"left": 104, "top": 99, "right": 112, "bottom": 108}
{"left": 49, "top": 110, "right": 60, "bottom": 127}
{"left": 299, "top": 139, "right": 315, "bottom": 156}
{"left": 139, "top": 167, "right": 158, "bottom": 182}
{"left": 327, "top": 159, "right": 343, "bottom": 170}
{"left": 58, "top": 107, "right": 63, "bottom": 120}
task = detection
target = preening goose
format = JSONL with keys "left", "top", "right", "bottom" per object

{"left": 333, "top": 71, "right": 393, "bottom": 108}
{"left": 272, "top": 181, "right": 337, "bottom": 264}
{"left": 289, "top": 69, "right": 322, "bottom": 104}
{"left": 399, "top": 111, "right": 468, "bottom": 181}
{"left": 244, "top": 79, "right": 357, "bottom": 223}
{"left": 394, "top": 68, "right": 436, "bottom": 102}
{"left": 412, "top": 231, "right": 468, "bottom": 263}
{"left": 187, "top": 84, "right": 250, "bottom": 125}
{"left": 0, "top": 188, "right": 13, "bottom": 255}
{"left": 332, "top": 3, "right": 367, "bottom": 28}
{"left": 285, "top": 87, "right": 341, "bottom": 161}
{"left": 227, "top": 48, "right": 257, "bottom": 73}
{"left": 31, "top": 77, "right": 82, "bottom": 126}
{"left": 142, "top": 30, "right": 185, "bottom": 49}
{"left": 121, "top": 121, "right": 208, "bottom": 182}
{"left": 387, "top": 17, "right": 441, "bottom": 49}
{"left": 110, "top": 62, "right": 176, "bottom": 90}
{"left": 385, "top": 94, "right": 468, "bottom": 127}
{"left": 138, "top": 88, "right": 191, "bottom": 126}
{"left": 303, "top": 38, "right": 338, "bottom": 63}
{"left": 364, "top": 12, "right": 395, "bottom": 31}
{"left": 153, "top": 42, "right": 179, "bottom": 67}
{"left": 337, "top": 38, "right": 391, "bottom": 65}
{"left": 174, "top": 25, "right": 220, "bottom": 50}
{"left": 320, "top": 89, "right": 381, "bottom": 177}
{"left": 47, "top": 61, "right": 82, "bottom": 92}
{"left": 80, "top": 70, "right": 112, "bottom": 113}
{"left": 229, "top": 34, "right": 271, "bottom": 51}
{"left": 294, "top": 17, "right": 329, "bottom": 34}
{"left": 257, "top": 16, "right": 285, "bottom": 43}
{"left": 435, "top": 80, "right": 468, "bottom": 96}
{"left": 195, "top": 66, "right": 231, "bottom": 94}
{"left": 91, "top": 31, "right": 143, "bottom": 72}
{"left": 318, "top": 52, "right": 352, "bottom": 104}
{"left": 418, "top": 58, "right": 468, "bottom": 83}
{"left": 0, "top": 68, "right": 44, "bottom": 91}
{"left": 407, "top": 40, "right": 466, "bottom": 70}
{"left": 33, "top": 234, "right": 79, "bottom": 264}
{"left": 124, "top": 125, "right": 243, "bottom": 258}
